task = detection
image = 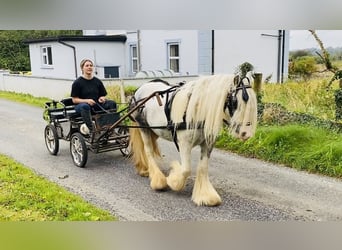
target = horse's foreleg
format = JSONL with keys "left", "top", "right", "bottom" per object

{"left": 166, "top": 140, "right": 192, "bottom": 191}
{"left": 192, "top": 143, "right": 221, "bottom": 206}
{"left": 140, "top": 131, "right": 167, "bottom": 190}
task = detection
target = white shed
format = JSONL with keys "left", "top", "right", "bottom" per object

{"left": 25, "top": 35, "right": 127, "bottom": 79}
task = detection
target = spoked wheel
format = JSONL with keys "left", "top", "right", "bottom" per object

{"left": 44, "top": 124, "right": 59, "bottom": 155}
{"left": 70, "top": 132, "right": 88, "bottom": 168}
{"left": 117, "top": 127, "right": 131, "bottom": 157}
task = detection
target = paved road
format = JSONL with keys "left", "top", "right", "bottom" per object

{"left": 0, "top": 99, "right": 341, "bottom": 221}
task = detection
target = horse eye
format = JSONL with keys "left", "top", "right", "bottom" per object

{"left": 246, "top": 122, "right": 251, "bottom": 126}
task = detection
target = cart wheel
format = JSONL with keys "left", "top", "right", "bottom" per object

{"left": 44, "top": 124, "right": 59, "bottom": 155}
{"left": 118, "top": 127, "right": 131, "bottom": 157}
{"left": 70, "top": 132, "right": 88, "bottom": 168}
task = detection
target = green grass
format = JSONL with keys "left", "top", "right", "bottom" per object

{"left": 0, "top": 154, "right": 116, "bottom": 221}
{"left": 216, "top": 124, "right": 342, "bottom": 177}
{"left": 0, "top": 91, "right": 51, "bottom": 108}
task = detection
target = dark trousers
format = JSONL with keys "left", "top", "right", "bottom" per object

{"left": 75, "top": 100, "right": 117, "bottom": 131}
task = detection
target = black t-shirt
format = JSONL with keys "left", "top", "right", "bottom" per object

{"left": 71, "top": 76, "right": 107, "bottom": 102}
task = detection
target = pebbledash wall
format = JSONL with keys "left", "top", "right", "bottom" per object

{"left": 0, "top": 72, "right": 198, "bottom": 101}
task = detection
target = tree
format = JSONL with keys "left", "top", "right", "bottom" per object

{"left": 309, "top": 30, "right": 342, "bottom": 120}
{"left": 308, "top": 30, "right": 337, "bottom": 74}
{"left": 0, "top": 30, "right": 82, "bottom": 72}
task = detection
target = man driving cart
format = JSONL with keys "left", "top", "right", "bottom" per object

{"left": 71, "top": 58, "right": 116, "bottom": 136}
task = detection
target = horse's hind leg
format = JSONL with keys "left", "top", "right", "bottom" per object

{"left": 139, "top": 130, "right": 167, "bottom": 190}
{"left": 192, "top": 143, "right": 221, "bottom": 206}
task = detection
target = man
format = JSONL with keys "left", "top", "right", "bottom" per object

{"left": 71, "top": 59, "right": 116, "bottom": 135}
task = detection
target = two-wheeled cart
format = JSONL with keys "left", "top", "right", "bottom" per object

{"left": 43, "top": 87, "right": 178, "bottom": 168}
{"left": 43, "top": 97, "right": 130, "bottom": 168}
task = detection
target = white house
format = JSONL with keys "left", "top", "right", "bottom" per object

{"left": 26, "top": 30, "right": 289, "bottom": 82}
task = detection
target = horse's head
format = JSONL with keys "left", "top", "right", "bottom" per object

{"left": 225, "top": 71, "right": 257, "bottom": 141}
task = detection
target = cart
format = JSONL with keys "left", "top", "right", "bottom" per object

{"left": 43, "top": 97, "right": 130, "bottom": 168}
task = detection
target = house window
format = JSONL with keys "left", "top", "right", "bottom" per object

{"left": 130, "top": 45, "right": 138, "bottom": 73}
{"left": 41, "top": 46, "right": 53, "bottom": 66}
{"left": 104, "top": 66, "right": 119, "bottom": 78}
{"left": 167, "top": 43, "right": 180, "bottom": 73}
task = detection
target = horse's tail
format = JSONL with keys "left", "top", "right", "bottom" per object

{"left": 128, "top": 122, "right": 161, "bottom": 177}
{"left": 129, "top": 123, "right": 149, "bottom": 176}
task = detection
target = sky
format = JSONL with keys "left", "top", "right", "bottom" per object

{"left": 289, "top": 30, "right": 342, "bottom": 51}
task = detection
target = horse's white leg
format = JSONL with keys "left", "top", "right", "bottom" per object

{"left": 140, "top": 130, "right": 167, "bottom": 190}
{"left": 166, "top": 136, "right": 192, "bottom": 191}
{"left": 192, "top": 143, "right": 221, "bottom": 206}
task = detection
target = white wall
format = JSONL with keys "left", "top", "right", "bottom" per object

{"left": 0, "top": 74, "right": 198, "bottom": 100}
{"left": 74, "top": 41, "right": 126, "bottom": 77}
{"left": 1, "top": 74, "right": 74, "bottom": 99}
{"left": 29, "top": 43, "right": 76, "bottom": 79}
{"left": 123, "top": 30, "right": 199, "bottom": 76}
{"left": 214, "top": 30, "right": 288, "bottom": 82}
{"left": 140, "top": 30, "right": 198, "bottom": 75}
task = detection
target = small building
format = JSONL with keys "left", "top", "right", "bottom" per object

{"left": 25, "top": 35, "right": 127, "bottom": 79}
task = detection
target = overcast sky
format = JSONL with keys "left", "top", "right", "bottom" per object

{"left": 289, "top": 30, "right": 342, "bottom": 51}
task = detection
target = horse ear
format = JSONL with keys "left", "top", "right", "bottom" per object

{"left": 233, "top": 75, "right": 240, "bottom": 86}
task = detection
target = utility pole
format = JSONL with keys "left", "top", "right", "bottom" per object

{"left": 137, "top": 30, "right": 142, "bottom": 72}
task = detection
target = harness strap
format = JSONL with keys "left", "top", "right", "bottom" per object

{"left": 164, "top": 87, "right": 183, "bottom": 151}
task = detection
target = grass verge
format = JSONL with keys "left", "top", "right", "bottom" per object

{"left": 216, "top": 124, "right": 342, "bottom": 178}
{"left": 0, "top": 154, "right": 116, "bottom": 221}
{"left": 0, "top": 91, "right": 50, "bottom": 108}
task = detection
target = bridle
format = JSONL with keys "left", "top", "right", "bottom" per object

{"left": 225, "top": 76, "right": 252, "bottom": 117}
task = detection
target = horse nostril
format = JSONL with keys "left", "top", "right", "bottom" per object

{"left": 241, "top": 132, "right": 246, "bottom": 137}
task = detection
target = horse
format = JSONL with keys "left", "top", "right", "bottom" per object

{"left": 128, "top": 73, "right": 257, "bottom": 206}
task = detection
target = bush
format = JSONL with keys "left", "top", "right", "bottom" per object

{"left": 288, "top": 56, "right": 317, "bottom": 80}
{"left": 235, "top": 62, "right": 254, "bottom": 78}
{"left": 289, "top": 49, "right": 312, "bottom": 60}
{"left": 335, "top": 89, "right": 342, "bottom": 120}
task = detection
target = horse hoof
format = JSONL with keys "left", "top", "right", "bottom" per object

{"left": 166, "top": 176, "right": 186, "bottom": 191}
{"left": 150, "top": 176, "right": 167, "bottom": 190}
{"left": 138, "top": 169, "right": 149, "bottom": 177}
{"left": 192, "top": 195, "right": 222, "bottom": 206}
{"left": 194, "top": 199, "right": 222, "bottom": 207}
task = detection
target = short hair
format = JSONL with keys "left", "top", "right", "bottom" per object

{"left": 80, "top": 59, "right": 93, "bottom": 69}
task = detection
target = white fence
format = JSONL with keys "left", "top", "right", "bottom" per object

{"left": 0, "top": 72, "right": 199, "bottom": 100}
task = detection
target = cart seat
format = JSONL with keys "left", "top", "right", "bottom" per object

{"left": 60, "top": 97, "right": 81, "bottom": 119}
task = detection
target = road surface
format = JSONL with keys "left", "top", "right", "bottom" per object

{"left": 0, "top": 99, "right": 341, "bottom": 221}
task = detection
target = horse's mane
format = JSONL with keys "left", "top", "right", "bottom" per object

{"left": 171, "top": 74, "right": 235, "bottom": 145}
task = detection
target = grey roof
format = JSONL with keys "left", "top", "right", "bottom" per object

{"left": 24, "top": 35, "right": 127, "bottom": 44}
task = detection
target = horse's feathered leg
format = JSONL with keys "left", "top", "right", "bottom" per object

{"left": 138, "top": 129, "right": 167, "bottom": 191}
{"left": 192, "top": 142, "right": 222, "bottom": 206}
{"left": 166, "top": 137, "right": 192, "bottom": 191}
